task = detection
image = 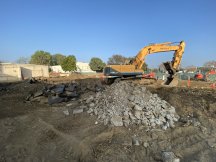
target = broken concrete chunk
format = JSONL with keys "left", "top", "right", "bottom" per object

{"left": 48, "top": 96, "right": 65, "bottom": 105}
{"left": 51, "top": 85, "right": 65, "bottom": 94}
{"left": 86, "top": 96, "right": 94, "bottom": 104}
{"left": 65, "top": 84, "right": 77, "bottom": 92}
{"left": 134, "top": 110, "right": 141, "bottom": 119}
{"left": 66, "top": 103, "right": 73, "bottom": 107}
{"left": 89, "top": 103, "right": 95, "bottom": 108}
{"left": 25, "top": 94, "right": 32, "bottom": 101}
{"left": 143, "top": 142, "right": 149, "bottom": 148}
{"left": 161, "top": 151, "right": 178, "bottom": 162}
{"left": 39, "top": 96, "right": 48, "bottom": 104}
{"left": 73, "top": 108, "right": 83, "bottom": 114}
{"left": 134, "top": 105, "right": 142, "bottom": 111}
{"left": 128, "top": 96, "right": 135, "bottom": 101}
{"left": 110, "top": 115, "right": 123, "bottom": 126}
{"left": 33, "top": 90, "right": 44, "bottom": 98}
{"left": 65, "top": 91, "right": 78, "bottom": 97}
{"left": 132, "top": 136, "right": 140, "bottom": 146}
{"left": 63, "top": 110, "right": 70, "bottom": 116}
{"left": 207, "top": 138, "right": 216, "bottom": 148}
{"left": 87, "top": 108, "right": 93, "bottom": 114}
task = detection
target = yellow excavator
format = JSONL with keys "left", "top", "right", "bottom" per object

{"left": 103, "top": 41, "right": 186, "bottom": 85}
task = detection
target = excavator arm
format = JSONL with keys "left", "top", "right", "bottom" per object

{"left": 133, "top": 41, "right": 185, "bottom": 72}
{"left": 132, "top": 41, "right": 185, "bottom": 85}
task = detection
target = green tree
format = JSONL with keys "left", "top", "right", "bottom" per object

{"left": 61, "top": 55, "right": 77, "bottom": 72}
{"left": 89, "top": 57, "right": 106, "bottom": 71}
{"left": 16, "top": 57, "right": 30, "bottom": 64}
{"left": 107, "top": 54, "right": 127, "bottom": 65}
{"left": 51, "top": 54, "right": 66, "bottom": 65}
{"left": 30, "top": 50, "right": 51, "bottom": 65}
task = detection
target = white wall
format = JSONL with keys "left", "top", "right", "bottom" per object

{"left": 0, "top": 63, "right": 49, "bottom": 82}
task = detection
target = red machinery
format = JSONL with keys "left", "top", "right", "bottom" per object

{"left": 143, "top": 72, "right": 156, "bottom": 79}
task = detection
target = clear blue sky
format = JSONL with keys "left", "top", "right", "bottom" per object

{"left": 0, "top": 0, "right": 215, "bottom": 67}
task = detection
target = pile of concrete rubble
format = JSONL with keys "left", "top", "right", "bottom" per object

{"left": 84, "top": 81, "right": 180, "bottom": 129}
{"left": 25, "top": 83, "right": 79, "bottom": 105}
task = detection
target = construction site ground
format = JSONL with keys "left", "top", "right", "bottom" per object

{"left": 0, "top": 76, "right": 216, "bottom": 162}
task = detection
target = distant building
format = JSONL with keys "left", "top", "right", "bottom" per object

{"left": 76, "top": 62, "right": 96, "bottom": 74}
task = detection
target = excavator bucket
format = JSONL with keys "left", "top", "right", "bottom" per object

{"left": 162, "top": 62, "right": 178, "bottom": 86}
{"left": 163, "top": 76, "right": 178, "bottom": 86}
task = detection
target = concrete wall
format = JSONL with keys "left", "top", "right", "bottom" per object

{"left": 0, "top": 63, "right": 49, "bottom": 82}
{"left": 0, "top": 63, "right": 22, "bottom": 81}
{"left": 19, "top": 64, "right": 49, "bottom": 79}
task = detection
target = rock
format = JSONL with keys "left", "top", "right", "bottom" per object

{"left": 33, "top": 90, "right": 44, "bottom": 98}
{"left": 48, "top": 96, "right": 65, "bottom": 105}
{"left": 51, "top": 85, "right": 65, "bottom": 94}
{"left": 132, "top": 136, "right": 140, "bottom": 146}
{"left": 25, "top": 94, "right": 32, "bottom": 101}
{"left": 65, "top": 84, "right": 77, "bottom": 92}
{"left": 200, "top": 126, "right": 208, "bottom": 134}
{"left": 134, "top": 105, "right": 143, "bottom": 111}
{"left": 89, "top": 103, "right": 95, "bottom": 108}
{"left": 123, "top": 119, "right": 130, "bottom": 127}
{"left": 162, "top": 125, "right": 168, "bottom": 130}
{"left": 165, "top": 114, "right": 172, "bottom": 120}
{"left": 161, "top": 151, "right": 176, "bottom": 162}
{"left": 86, "top": 96, "right": 94, "bottom": 104}
{"left": 207, "top": 138, "right": 216, "bottom": 148}
{"left": 173, "top": 158, "right": 180, "bottom": 162}
{"left": 141, "top": 87, "right": 146, "bottom": 91}
{"left": 65, "top": 91, "right": 78, "bottom": 97}
{"left": 143, "top": 142, "right": 149, "bottom": 148}
{"left": 30, "top": 96, "right": 43, "bottom": 102}
{"left": 134, "top": 110, "right": 141, "bottom": 119}
{"left": 39, "top": 96, "right": 48, "bottom": 104}
{"left": 66, "top": 103, "right": 73, "bottom": 107}
{"left": 168, "top": 120, "right": 175, "bottom": 128}
{"left": 110, "top": 115, "right": 123, "bottom": 126}
{"left": 103, "top": 118, "right": 109, "bottom": 125}
{"left": 122, "top": 140, "right": 133, "bottom": 146}
{"left": 79, "top": 105, "right": 88, "bottom": 110}
{"left": 128, "top": 96, "right": 135, "bottom": 101}
{"left": 73, "top": 108, "right": 83, "bottom": 114}
{"left": 155, "top": 118, "right": 162, "bottom": 125}
{"left": 129, "top": 112, "right": 136, "bottom": 121}
{"left": 63, "top": 110, "right": 69, "bottom": 116}
{"left": 87, "top": 108, "right": 93, "bottom": 114}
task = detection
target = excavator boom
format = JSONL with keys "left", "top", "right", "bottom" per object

{"left": 133, "top": 41, "right": 185, "bottom": 71}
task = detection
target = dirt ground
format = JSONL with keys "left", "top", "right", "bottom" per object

{"left": 0, "top": 78, "right": 216, "bottom": 162}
